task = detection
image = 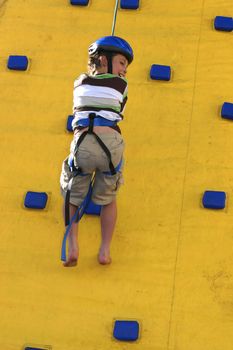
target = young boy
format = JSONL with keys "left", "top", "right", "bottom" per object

{"left": 60, "top": 36, "right": 133, "bottom": 267}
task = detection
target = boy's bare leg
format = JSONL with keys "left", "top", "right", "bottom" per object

{"left": 98, "top": 200, "right": 117, "bottom": 265}
{"left": 63, "top": 203, "right": 79, "bottom": 267}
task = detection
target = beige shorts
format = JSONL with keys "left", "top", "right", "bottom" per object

{"left": 60, "top": 131, "right": 124, "bottom": 206}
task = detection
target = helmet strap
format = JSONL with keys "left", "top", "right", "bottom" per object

{"left": 105, "top": 52, "right": 113, "bottom": 74}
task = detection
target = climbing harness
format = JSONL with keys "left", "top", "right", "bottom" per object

{"left": 64, "top": 113, "right": 121, "bottom": 224}
{"left": 61, "top": 113, "right": 122, "bottom": 262}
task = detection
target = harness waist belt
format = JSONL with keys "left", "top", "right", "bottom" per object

{"left": 77, "top": 117, "right": 117, "bottom": 128}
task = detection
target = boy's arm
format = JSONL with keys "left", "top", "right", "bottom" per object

{"left": 73, "top": 74, "right": 88, "bottom": 114}
{"left": 120, "top": 84, "right": 128, "bottom": 114}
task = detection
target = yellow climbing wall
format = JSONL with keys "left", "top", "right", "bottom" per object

{"left": 0, "top": 0, "right": 233, "bottom": 349}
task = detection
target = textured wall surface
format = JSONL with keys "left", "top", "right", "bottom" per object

{"left": 0, "top": 1, "right": 233, "bottom": 349}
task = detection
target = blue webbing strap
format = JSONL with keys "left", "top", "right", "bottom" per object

{"left": 64, "top": 171, "right": 89, "bottom": 227}
{"left": 78, "top": 116, "right": 117, "bottom": 128}
{"left": 61, "top": 179, "right": 93, "bottom": 262}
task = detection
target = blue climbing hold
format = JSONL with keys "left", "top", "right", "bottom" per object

{"left": 202, "top": 191, "right": 226, "bottom": 209}
{"left": 113, "top": 320, "right": 139, "bottom": 341}
{"left": 70, "top": 0, "right": 89, "bottom": 5}
{"left": 214, "top": 16, "right": 233, "bottom": 32}
{"left": 84, "top": 200, "right": 101, "bottom": 215}
{"left": 24, "top": 191, "right": 48, "bottom": 209}
{"left": 120, "top": 0, "right": 139, "bottom": 9}
{"left": 150, "top": 64, "right": 171, "bottom": 81}
{"left": 221, "top": 102, "right": 233, "bottom": 120}
{"left": 7, "top": 55, "right": 29, "bottom": 71}
{"left": 66, "top": 115, "right": 74, "bottom": 132}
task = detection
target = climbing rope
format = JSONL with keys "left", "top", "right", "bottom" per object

{"left": 111, "top": 0, "right": 119, "bottom": 35}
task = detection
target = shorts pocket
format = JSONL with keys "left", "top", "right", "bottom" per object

{"left": 104, "top": 171, "right": 123, "bottom": 191}
{"left": 60, "top": 156, "right": 72, "bottom": 191}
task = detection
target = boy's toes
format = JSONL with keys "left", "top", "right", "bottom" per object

{"left": 98, "top": 253, "right": 112, "bottom": 265}
{"left": 63, "top": 257, "right": 78, "bottom": 267}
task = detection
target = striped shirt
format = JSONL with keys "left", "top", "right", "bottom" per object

{"left": 72, "top": 73, "right": 128, "bottom": 130}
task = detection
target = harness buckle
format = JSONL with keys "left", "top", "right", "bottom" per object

{"left": 88, "top": 113, "right": 96, "bottom": 133}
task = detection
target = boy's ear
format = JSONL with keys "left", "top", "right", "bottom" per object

{"left": 99, "top": 55, "right": 108, "bottom": 67}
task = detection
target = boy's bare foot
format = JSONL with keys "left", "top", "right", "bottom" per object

{"left": 98, "top": 248, "right": 112, "bottom": 265}
{"left": 63, "top": 252, "right": 78, "bottom": 267}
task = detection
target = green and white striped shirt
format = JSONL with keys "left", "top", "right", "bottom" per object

{"left": 72, "top": 73, "right": 128, "bottom": 129}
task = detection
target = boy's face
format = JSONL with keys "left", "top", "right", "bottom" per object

{"left": 112, "top": 54, "right": 128, "bottom": 77}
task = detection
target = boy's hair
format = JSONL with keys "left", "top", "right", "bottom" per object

{"left": 88, "top": 51, "right": 117, "bottom": 75}
{"left": 87, "top": 52, "right": 102, "bottom": 74}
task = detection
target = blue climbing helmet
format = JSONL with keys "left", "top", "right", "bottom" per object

{"left": 88, "top": 36, "right": 134, "bottom": 68}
